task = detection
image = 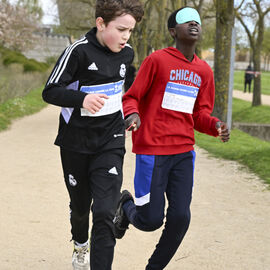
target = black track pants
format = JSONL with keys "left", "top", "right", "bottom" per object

{"left": 60, "top": 147, "right": 124, "bottom": 270}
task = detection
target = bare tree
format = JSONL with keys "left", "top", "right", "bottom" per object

{"left": 189, "top": 0, "right": 218, "bottom": 58}
{"left": 54, "top": 0, "right": 216, "bottom": 66}
{"left": 213, "top": 0, "right": 234, "bottom": 121}
{"left": 55, "top": 0, "right": 95, "bottom": 38}
{"left": 55, "top": 0, "right": 180, "bottom": 64}
{"left": 235, "top": 0, "right": 270, "bottom": 106}
{"left": 17, "top": 0, "right": 43, "bottom": 21}
{"left": 131, "top": 0, "right": 210, "bottom": 64}
{"left": 0, "top": 1, "right": 39, "bottom": 51}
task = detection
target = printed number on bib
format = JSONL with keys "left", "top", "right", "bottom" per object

{"left": 80, "top": 80, "right": 124, "bottom": 117}
{"left": 161, "top": 82, "right": 199, "bottom": 114}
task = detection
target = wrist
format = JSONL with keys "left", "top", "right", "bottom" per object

{"left": 215, "top": 121, "right": 222, "bottom": 130}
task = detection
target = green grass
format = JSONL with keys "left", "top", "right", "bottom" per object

{"left": 232, "top": 98, "right": 270, "bottom": 124}
{"left": 0, "top": 86, "right": 47, "bottom": 131}
{"left": 234, "top": 70, "right": 270, "bottom": 95}
{"left": 195, "top": 97, "right": 270, "bottom": 186}
{"left": 195, "top": 129, "right": 270, "bottom": 186}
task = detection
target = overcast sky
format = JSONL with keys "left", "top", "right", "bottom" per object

{"left": 9, "top": 0, "right": 58, "bottom": 24}
{"left": 40, "top": 0, "right": 59, "bottom": 24}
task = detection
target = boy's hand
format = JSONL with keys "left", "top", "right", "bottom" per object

{"left": 216, "top": 121, "right": 230, "bottom": 142}
{"left": 125, "top": 113, "right": 141, "bottom": 131}
{"left": 82, "top": 93, "right": 109, "bottom": 114}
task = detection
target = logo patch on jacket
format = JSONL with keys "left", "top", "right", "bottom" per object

{"left": 119, "top": 64, "right": 126, "bottom": 77}
{"left": 88, "top": 62, "right": 98, "bottom": 71}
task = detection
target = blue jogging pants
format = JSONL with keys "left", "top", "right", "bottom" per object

{"left": 123, "top": 150, "right": 196, "bottom": 270}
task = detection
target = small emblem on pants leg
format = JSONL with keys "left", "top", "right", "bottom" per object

{"left": 69, "top": 174, "right": 77, "bottom": 186}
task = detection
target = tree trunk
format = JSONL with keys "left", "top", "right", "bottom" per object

{"left": 252, "top": 16, "right": 264, "bottom": 106}
{"left": 252, "top": 48, "right": 262, "bottom": 105}
{"left": 192, "top": 0, "right": 205, "bottom": 58}
{"left": 213, "top": 0, "right": 234, "bottom": 121}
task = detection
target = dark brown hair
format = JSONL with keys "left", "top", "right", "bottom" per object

{"left": 95, "top": 0, "right": 144, "bottom": 24}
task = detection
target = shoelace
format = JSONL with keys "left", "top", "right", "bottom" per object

{"left": 75, "top": 246, "right": 88, "bottom": 264}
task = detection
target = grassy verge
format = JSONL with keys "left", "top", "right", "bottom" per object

{"left": 234, "top": 70, "right": 270, "bottom": 95}
{"left": 195, "top": 97, "right": 270, "bottom": 186}
{"left": 195, "top": 129, "right": 270, "bottom": 186}
{"left": 0, "top": 86, "right": 47, "bottom": 131}
{"left": 232, "top": 98, "right": 270, "bottom": 124}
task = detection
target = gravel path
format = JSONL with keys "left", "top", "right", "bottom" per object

{"left": 0, "top": 104, "right": 269, "bottom": 270}
{"left": 233, "top": 89, "right": 270, "bottom": 105}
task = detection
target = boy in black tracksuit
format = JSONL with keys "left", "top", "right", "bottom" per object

{"left": 42, "top": 1, "right": 144, "bottom": 269}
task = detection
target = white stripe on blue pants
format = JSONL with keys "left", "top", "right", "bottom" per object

{"left": 123, "top": 150, "right": 196, "bottom": 269}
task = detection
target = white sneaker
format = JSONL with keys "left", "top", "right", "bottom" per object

{"left": 72, "top": 242, "right": 90, "bottom": 270}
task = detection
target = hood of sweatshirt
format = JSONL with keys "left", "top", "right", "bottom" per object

{"left": 163, "top": 47, "right": 200, "bottom": 64}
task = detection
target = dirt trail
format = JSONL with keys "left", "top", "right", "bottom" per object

{"left": 233, "top": 89, "right": 270, "bottom": 105}
{"left": 0, "top": 104, "right": 269, "bottom": 270}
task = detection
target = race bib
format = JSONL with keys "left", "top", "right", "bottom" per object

{"left": 80, "top": 80, "right": 124, "bottom": 117}
{"left": 161, "top": 82, "right": 199, "bottom": 114}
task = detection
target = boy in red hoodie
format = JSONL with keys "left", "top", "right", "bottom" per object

{"left": 114, "top": 7, "right": 230, "bottom": 270}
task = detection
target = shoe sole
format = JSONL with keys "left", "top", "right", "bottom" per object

{"left": 72, "top": 262, "right": 90, "bottom": 270}
{"left": 113, "top": 191, "right": 133, "bottom": 239}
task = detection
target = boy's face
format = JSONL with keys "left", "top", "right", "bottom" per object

{"left": 96, "top": 14, "right": 136, "bottom": 53}
{"left": 170, "top": 20, "right": 202, "bottom": 43}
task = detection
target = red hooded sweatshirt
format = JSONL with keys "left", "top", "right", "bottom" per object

{"left": 123, "top": 47, "right": 220, "bottom": 155}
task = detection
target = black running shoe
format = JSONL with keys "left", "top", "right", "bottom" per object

{"left": 113, "top": 190, "right": 134, "bottom": 239}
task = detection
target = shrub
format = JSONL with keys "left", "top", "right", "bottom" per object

{"left": 23, "top": 59, "right": 49, "bottom": 72}
{"left": 0, "top": 46, "right": 51, "bottom": 103}
{"left": 2, "top": 51, "right": 26, "bottom": 66}
{"left": 45, "top": 56, "right": 57, "bottom": 66}
{"left": 0, "top": 61, "right": 50, "bottom": 104}
{"left": 1, "top": 47, "right": 49, "bottom": 72}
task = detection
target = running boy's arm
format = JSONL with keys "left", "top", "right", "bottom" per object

{"left": 122, "top": 56, "right": 156, "bottom": 130}
{"left": 42, "top": 48, "right": 108, "bottom": 111}
{"left": 123, "top": 56, "right": 155, "bottom": 116}
{"left": 42, "top": 49, "right": 87, "bottom": 108}
{"left": 216, "top": 121, "right": 230, "bottom": 142}
{"left": 192, "top": 65, "right": 223, "bottom": 137}
{"left": 82, "top": 93, "right": 108, "bottom": 114}
{"left": 125, "top": 113, "right": 141, "bottom": 131}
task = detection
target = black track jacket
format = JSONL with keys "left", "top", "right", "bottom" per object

{"left": 42, "top": 28, "right": 134, "bottom": 154}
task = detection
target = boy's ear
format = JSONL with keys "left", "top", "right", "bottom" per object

{"left": 96, "top": 17, "right": 105, "bottom": 31}
{"left": 168, "top": 28, "right": 176, "bottom": 39}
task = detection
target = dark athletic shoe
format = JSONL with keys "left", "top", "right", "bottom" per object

{"left": 113, "top": 190, "right": 134, "bottom": 239}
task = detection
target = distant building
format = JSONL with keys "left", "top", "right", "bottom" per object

{"left": 23, "top": 25, "right": 71, "bottom": 62}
